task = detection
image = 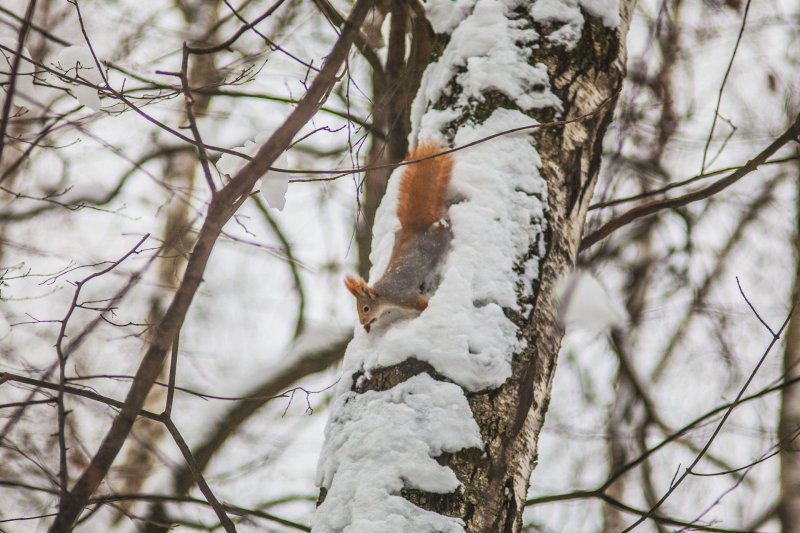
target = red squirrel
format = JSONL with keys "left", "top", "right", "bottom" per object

{"left": 345, "top": 142, "right": 453, "bottom": 332}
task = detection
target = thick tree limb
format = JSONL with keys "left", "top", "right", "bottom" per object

{"left": 47, "top": 1, "right": 372, "bottom": 529}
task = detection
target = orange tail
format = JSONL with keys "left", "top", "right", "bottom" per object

{"left": 396, "top": 142, "right": 453, "bottom": 231}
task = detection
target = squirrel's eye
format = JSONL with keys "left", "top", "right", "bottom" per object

{"left": 362, "top": 305, "right": 370, "bottom": 313}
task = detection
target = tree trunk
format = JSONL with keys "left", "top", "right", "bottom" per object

{"left": 780, "top": 163, "right": 800, "bottom": 532}
{"left": 356, "top": 0, "right": 433, "bottom": 277}
{"left": 314, "top": 1, "right": 635, "bottom": 531}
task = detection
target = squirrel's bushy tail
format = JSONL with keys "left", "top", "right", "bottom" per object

{"left": 396, "top": 142, "right": 453, "bottom": 231}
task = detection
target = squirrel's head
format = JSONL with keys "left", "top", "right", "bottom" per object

{"left": 344, "top": 275, "right": 380, "bottom": 332}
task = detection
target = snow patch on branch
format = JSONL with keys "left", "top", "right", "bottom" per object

{"left": 217, "top": 134, "right": 292, "bottom": 210}
{"left": 314, "top": 374, "right": 482, "bottom": 532}
{"left": 54, "top": 45, "right": 104, "bottom": 111}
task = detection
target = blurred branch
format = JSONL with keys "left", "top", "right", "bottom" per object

{"left": 252, "top": 195, "right": 306, "bottom": 337}
{"left": 193, "top": 88, "right": 380, "bottom": 136}
{"left": 0, "top": 0, "right": 37, "bottom": 164}
{"left": 0, "top": 478, "right": 310, "bottom": 531}
{"left": 172, "top": 332, "right": 350, "bottom": 496}
{"left": 581, "top": 114, "right": 800, "bottom": 251}
{"left": 0, "top": 5, "right": 69, "bottom": 46}
{"left": 526, "top": 489, "right": 765, "bottom": 533}
{"left": 0, "top": 105, "right": 82, "bottom": 183}
{"left": 652, "top": 172, "right": 787, "bottom": 380}
{"left": 589, "top": 154, "right": 799, "bottom": 211}
{"left": 0, "top": 145, "right": 193, "bottom": 222}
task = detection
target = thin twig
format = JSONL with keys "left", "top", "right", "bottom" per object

{"left": 162, "top": 417, "right": 235, "bottom": 532}
{"left": 179, "top": 44, "right": 216, "bottom": 193}
{"left": 187, "top": 0, "right": 287, "bottom": 55}
{"left": 589, "top": 155, "right": 799, "bottom": 211}
{"left": 699, "top": 0, "right": 751, "bottom": 173}
{"left": 221, "top": 0, "right": 317, "bottom": 72}
{"left": 0, "top": 371, "right": 162, "bottom": 421}
{"left": 53, "top": 233, "right": 149, "bottom": 517}
{"left": 621, "top": 297, "right": 795, "bottom": 531}
{"left": 163, "top": 325, "right": 181, "bottom": 417}
{"left": 526, "top": 490, "right": 762, "bottom": 532}
{"left": 735, "top": 277, "right": 775, "bottom": 336}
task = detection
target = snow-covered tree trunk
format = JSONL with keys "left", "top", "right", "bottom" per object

{"left": 315, "top": 0, "right": 634, "bottom": 530}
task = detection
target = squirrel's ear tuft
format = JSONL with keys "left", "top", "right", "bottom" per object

{"left": 344, "top": 275, "right": 367, "bottom": 297}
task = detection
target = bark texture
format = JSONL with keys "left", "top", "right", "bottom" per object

{"left": 318, "top": 1, "right": 635, "bottom": 531}
{"left": 430, "top": 8, "right": 632, "bottom": 528}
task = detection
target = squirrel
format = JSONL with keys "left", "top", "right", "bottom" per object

{"left": 345, "top": 142, "right": 453, "bottom": 332}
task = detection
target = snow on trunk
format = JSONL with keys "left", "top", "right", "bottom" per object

{"left": 314, "top": 0, "right": 634, "bottom": 530}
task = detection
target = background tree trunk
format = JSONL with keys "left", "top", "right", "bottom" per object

{"left": 780, "top": 159, "right": 800, "bottom": 532}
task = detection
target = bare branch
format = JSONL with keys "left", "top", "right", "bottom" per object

{"left": 699, "top": 0, "right": 752, "bottom": 173}
{"left": 48, "top": 1, "right": 372, "bottom": 527}
{"left": 581, "top": 113, "right": 800, "bottom": 251}
{"left": 621, "top": 297, "right": 794, "bottom": 531}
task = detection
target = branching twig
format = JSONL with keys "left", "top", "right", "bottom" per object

{"left": 621, "top": 291, "right": 795, "bottom": 531}
{"left": 187, "top": 0, "right": 287, "bottom": 55}
{"left": 699, "top": 0, "right": 751, "bottom": 173}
